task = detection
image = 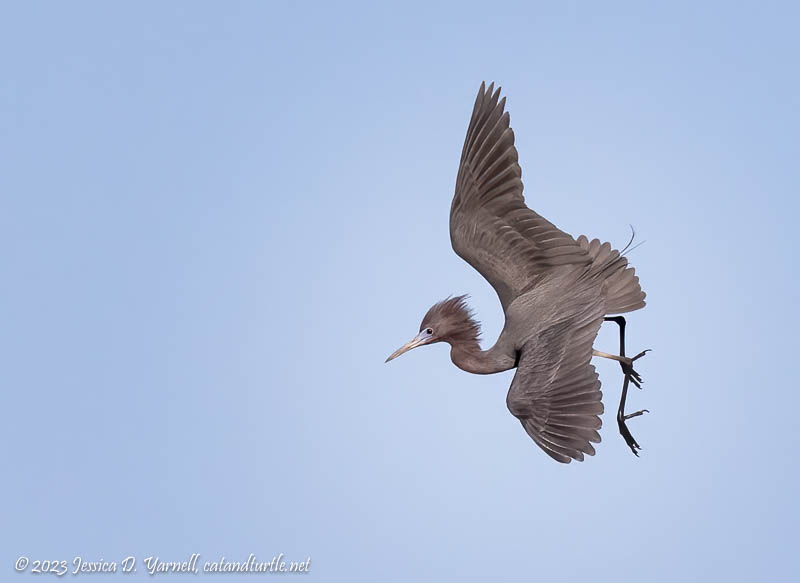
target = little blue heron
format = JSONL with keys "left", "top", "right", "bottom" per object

{"left": 386, "top": 82, "right": 649, "bottom": 463}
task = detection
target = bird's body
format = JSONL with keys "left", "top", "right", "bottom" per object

{"left": 387, "top": 82, "right": 649, "bottom": 463}
{"left": 440, "top": 270, "right": 599, "bottom": 375}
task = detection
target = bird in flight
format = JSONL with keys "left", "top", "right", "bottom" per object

{"left": 386, "top": 82, "right": 649, "bottom": 463}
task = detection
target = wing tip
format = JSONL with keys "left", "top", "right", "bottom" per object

{"left": 477, "top": 80, "right": 504, "bottom": 103}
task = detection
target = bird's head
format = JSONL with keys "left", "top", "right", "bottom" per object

{"left": 385, "top": 295, "right": 481, "bottom": 362}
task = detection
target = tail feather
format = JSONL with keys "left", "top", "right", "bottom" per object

{"left": 576, "top": 235, "right": 646, "bottom": 314}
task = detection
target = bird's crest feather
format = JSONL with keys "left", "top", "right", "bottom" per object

{"left": 420, "top": 295, "right": 481, "bottom": 346}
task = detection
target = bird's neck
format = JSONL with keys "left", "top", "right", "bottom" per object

{"left": 449, "top": 341, "right": 515, "bottom": 375}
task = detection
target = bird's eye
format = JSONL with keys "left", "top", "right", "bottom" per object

{"left": 426, "top": 328, "right": 433, "bottom": 335}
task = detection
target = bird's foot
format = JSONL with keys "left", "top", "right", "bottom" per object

{"left": 617, "top": 350, "right": 650, "bottom": 456}
{"left": 617, "top": 408, "right": 649, "bottom": 456}
{"left": 620, "top": 349, "right": 650, "bottom": 389}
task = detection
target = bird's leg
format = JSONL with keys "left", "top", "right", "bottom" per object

{"left": 594, "top": 317, "right": 649, "bottom": 387}
{"left": 616, "top": 376, "right": 647, "bottom": 455}
{"left": 599, "top": 316, "right": 650, "bottom": 456}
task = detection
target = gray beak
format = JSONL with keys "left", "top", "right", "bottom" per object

{"left": 385, "top": 331, "right": 430, "bottom": 363}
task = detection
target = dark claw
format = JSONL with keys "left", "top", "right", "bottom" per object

{"left": 617, "top": 405, "right": 648, "bottom": 454}
{"left": 617, "top": 412, "right": 643, "bottom": 455}
{"left": 621, "top": 349, "right": 649, "bottom": 389}
{"left": 622, "top": 363, "right": 642, "bottom": 388}
{"left": 624, "top": 409, "right": 649, "bottom": 420}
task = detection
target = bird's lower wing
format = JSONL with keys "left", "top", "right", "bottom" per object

{"left": 506, "top": 297, "right": 606, "bottom": 463}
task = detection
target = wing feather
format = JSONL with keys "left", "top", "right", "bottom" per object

{"left": 450, "top": 82, "right": 591, "bottom": 310}
{"left": 506, "top": 297, "right": 606, "bottom": 463}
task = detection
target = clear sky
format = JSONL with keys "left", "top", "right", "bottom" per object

{"left": 2, "top": 2, "right": 798, "bottom": 581}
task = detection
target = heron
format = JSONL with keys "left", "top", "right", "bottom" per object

{"left": 386, "top": 82, "right": 649, "bottom": 463}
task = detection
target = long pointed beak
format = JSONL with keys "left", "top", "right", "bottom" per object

{"left": 385, "top": 331, "right": 429, "bottom": 363}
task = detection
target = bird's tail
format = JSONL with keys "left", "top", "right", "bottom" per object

{"left": 576, "top": 235, "right": 646, "bottom": 314}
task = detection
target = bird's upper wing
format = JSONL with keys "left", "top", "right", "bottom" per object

{"left": 506, "top": 295, "right": 606, "bottom": 463}
{"left": 450, "top": 82, "right": 591, "bottom": 310}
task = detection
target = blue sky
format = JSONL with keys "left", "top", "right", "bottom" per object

{"left": 2, "top": 2, "right": 798, "bottom": 581}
